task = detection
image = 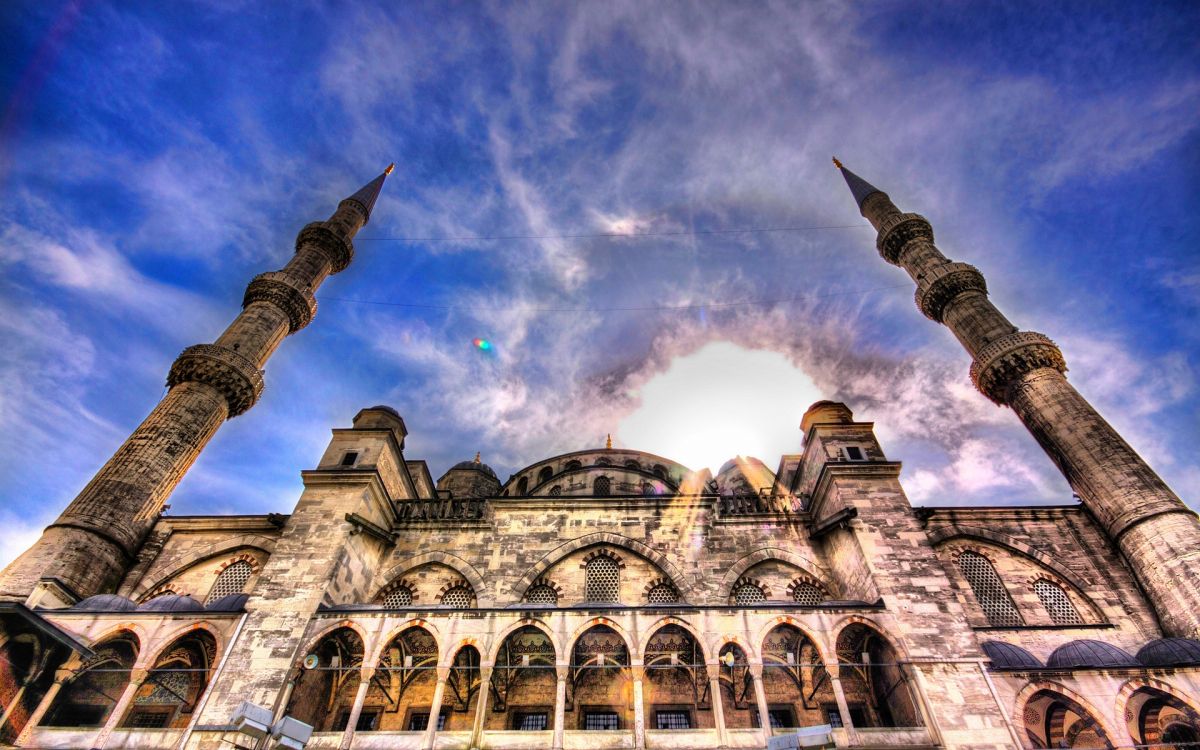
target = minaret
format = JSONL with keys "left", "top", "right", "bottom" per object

{"left": 0, "top": 165, "right": 394, "bottom": 605}
{"left": 834, "top": 158, "right": 1200, "bottom": 637}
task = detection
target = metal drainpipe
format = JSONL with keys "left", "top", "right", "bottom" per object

{"left": 175, "top": 611, "right": 249, "bottom": 750}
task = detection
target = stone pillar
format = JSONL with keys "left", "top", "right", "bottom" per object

{"left": 631, "top": 665, "right": 646, "bottom": 750}
{"left": 749, "top": 665, "right": 771, "bottom": 744}
{"left": 553, "top": 664, "right": 568, "bottom": 750}
{"left": 828, "top": 666, "right": 855, "bottom": 735}
{"left": 94, "top": 667, "right": 147, "bottom": 749}
{"left": 706, "top": 663, "right": 728, "bottom": 750}
{"left": 421, "top": 666, "right": 449, "bottom": 750}
{"left": 14, "top": 668, "right": 70, "bottom": 746}
{"left": 338, "top": 667, "right": 375, "bottom": 750}
{"left": 840, "top": 162, "right": 1200, "bottom": 638}
{"left": 469, "top": 666, "right": 492, "bottom": 750}
{"left": 0, "top": 681, "right": 31, "bottom": 735}
{"left": 0, "top": 167, "right": 392, "bottom": 603}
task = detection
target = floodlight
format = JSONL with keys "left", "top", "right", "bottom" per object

{"left": 268, "top": 715, "right": 314, "bottom": 750}
{"left": 230, "top": 701, "right": 273, "bottom": 741}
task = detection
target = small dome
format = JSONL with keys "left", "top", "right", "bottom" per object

{"left": 72, "top": 594, "right": 137, "bottom": 612}
{"left": 137, "top": 595, "right": 205, "bottom": 613}
{"left": 206, "top": 593, "right": 250, "bottom": 612}
{"left": 449, "top": 459, "right": 498, "bottom": 479}
{"left": 981, "top": 640, "right": 1043, "bottom": 670}
{"left": 1136, "top": 638, "right": 1200, "bottom": 667}
{"left": 717, "top": 456, "right": 767, "bottom": 475}
{"left": 367, "top": 404, "right": 401, "bottom": 418}
{"left": 1046, "top": 639, "right": 1137, "bottom": 669}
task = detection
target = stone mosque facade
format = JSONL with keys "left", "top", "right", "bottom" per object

{"left": 1, "top": 162, "right": 1198, "bottom": 750}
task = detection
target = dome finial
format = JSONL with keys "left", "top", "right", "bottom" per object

{"left": 605, "top": 433, "right": 613, "bottom": 449}
{"left": 384, "top": 162, "right": 395, "bottom": 175}
{"left": 832, "top": 156, "right": 844, "bottom": 169}
{"left": 473, "top": 451, "right": 481, "bottom": 464}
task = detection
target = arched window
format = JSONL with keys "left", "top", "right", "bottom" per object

{"left": 206, "top": 560, "right": 252, "bottom": 604}
{"left": 549, "top": 485, "right": 562, "bottom": 496}
{"left": 791, "top": 582, "right": 824, "bottom": 606}
{"left": 585, "top": 555, "right": 620, "bottom": 602}
{"left": 595, "top": 457, "right": 611, "bottom": 467}
{"left": 1034, "top": 580, "right": 1083, "bottom": 625}
{"left": 525, "top": 583, "right": 558, "bottom": 605}
{"left": 646, "top": 582, "right": 679, "bottom": 604}
{"left": 441, "top": 585, "right": 474, "bottom": 609}
{"left": 516, "top": 476, "right": 529, "bottom": 495}
{"left": 538, "top": 466, "right": 553, "bottom": 485}
{"left": 594, "top": 476, "right": 611, "bottom": 496}
{"left": 382, "top": 585, "right": 413, "bottom": 609}
{"left": 565, "top": 460, "right": 582, "bottom": 471}
{"left": 653, "top": 465, "right": 667, "bottom": 480}
{"left": 642, "top": 482, "right": 656, "bottom": 496}
{"left": 732, "top": 581, "right": 766, "bottom": 605}
{"left": 624, "top": 460, "right": 640, "bottom": 470}
{"left": 956, "top": 551, "right": 1022, "bottom": 627}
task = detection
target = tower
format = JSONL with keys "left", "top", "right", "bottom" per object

{"left": 0, "top": 165, "right": 394, "bottom": 606}
{"left": 835, "top": 158, "right": 1200, "bottom": 637}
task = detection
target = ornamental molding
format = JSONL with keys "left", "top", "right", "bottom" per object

{"left": 875, "top": 212, "right": 933, "bottom": 265}
{"left": 915, "top": 262, "right": 988, "bottom": 322}
{"left": 167, "top": 344, "right": 264, "bottom": 417}
{"left": 970, "top": 331, "right": 1066, "bottom": 405}
{"left": 243, "top": 272, "right": 317, "bottom": 333}
{"left": 295, "top": 221, "right": 354, "bottom": 273}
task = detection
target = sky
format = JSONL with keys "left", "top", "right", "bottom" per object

{"left": 1, "top": 1, "right": 1198, "bottom": 567}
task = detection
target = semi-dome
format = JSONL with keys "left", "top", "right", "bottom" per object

{"left": 72, "top": 594, "right": 137, "bottom": 612}
{"left": 1136, "top": 638, "right": 1200, "bottom": 667}
{"left": 137, "top": 594, "right": 205, "bottom": 613}
{"left": 206, "top": 593, "right": 251, "bottom": 612}
{"left": 1046, "top": 639, "right": 1137, "bottom": 669}
{"left": 981, "top": 640, "right": 1043, "bottom": 670}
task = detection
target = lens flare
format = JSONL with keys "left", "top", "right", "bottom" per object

{"left": 472, "top": 338, "right": 493, "bottom": 351}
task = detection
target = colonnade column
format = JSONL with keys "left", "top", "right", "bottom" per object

{"left": 421, "top": 666, "right": 450, "bottom": 750}
{"left": 749, "top": 664, "right": 771, "bottom": 744}
{"left": 828, "top": 665, "right": 856, "bottom": 738}
{"left": 14, "top": 668, "right": 71, "bottom": 746}
{"left": 553, "top": 664, "right": 568, "bottom": 750}
{"left": 0, "top": 681, "right": 32, "bottom": 735}
{"left": 469, "top": 665, "right": 493, "bottom": 750}
{"left": 95, "top": 667, "right": 147, "bottom": 749}
{"left": 631, "top": 664, "right": 646, "bottom": 749}
{"left": 706, "top": 663, "right": 728, "bottom": 749}
{"left": 338, "top": 667, "right": 375, "bottom": 750}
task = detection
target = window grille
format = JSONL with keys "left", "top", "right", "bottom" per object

{"left": 1034, "top": 580, "right": 1083, "bottom": 625}
{"left": 646, "top": 584, "right": 678, "bottom": 604}
{"left": 767, "top": 709, "right": 795, "bottom": 729}
{"left": 408, "top": 712, "right": 446, "bottom": 731}
{"left": 127, "top": 709, "right": 171, "bottom": 728}
{"left": 585, "top": 556, "right": 620, "bottom": 602}
{"left": 957, "top": 551, "right": 1022, "bottom": 627}
{"left": 792, "top": 583, "right": 823, "bottom": 606}
{"left": 538, "top": 467, "right": 553, "bottom": 484}
{"left": 733, "top": 582, "right": 766, "bottom": 605}
{"left": 206, "top": 560, "right": 252, "bottom": 604}
{"left": 441, "top": 586, "right": 474, "bottom": 609}
{"left": 594, "top": 476, "right": 611, "bottom": 496}
{"left": 515, "top": 712, "right": 548, "bottom": 730}
{"left": 383, "top": 586, "right": 412, "bottom": 608}
{"left": 525, "top": 584, "right": 558, "bottom": 605}
{"left": 549, "top": 485, "right": 562, "bottom": 496}
{"left": 584, "top": 712, "right": 619, "bottom": 730}
{"left": 655, "top": 711, "right": 691, "bottom": 729}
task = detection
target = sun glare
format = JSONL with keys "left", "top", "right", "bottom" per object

{"left": 617, "top": 341, "right": 824, "bottom": 473}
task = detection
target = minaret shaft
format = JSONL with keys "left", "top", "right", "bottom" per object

{"left": 0, "top": 178, "right": 389, "bottom": 603}
{"left": 845, "top": 166, "right": 1200, "bottom": 637}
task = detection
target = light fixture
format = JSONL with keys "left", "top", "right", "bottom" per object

{"left": 230, "top": 701, "right": 273, "bottom": 742}
{"left": 268, "top": 716, "right": 314, "bottom": 750}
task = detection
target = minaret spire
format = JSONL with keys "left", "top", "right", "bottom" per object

{"left": 839, "top": 159, "right": 1200, "bottom": 637}
{"left": 0, "top": 167, "right": 393, "bottom": 606}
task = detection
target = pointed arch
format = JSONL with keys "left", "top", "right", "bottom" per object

{"left": 717, "top": 548, "right": 835, "bottom": 600}
{"left": 487, "top": 619, "right": 560, "bottom": 665}
{"left": 566, "top": 618, "right": 637, "bottom": 658}
{"left": 512, "top": 533, "right": 693, "bottom": 601}
{"left": 127, "top": 537, "right": 275, "bottom": 600}
{"left": 637, "top": 617, "right": 707, "bottom": 660}
{"left": 376, "top": 551, "right": 491, "bottom": 606}
{"left": 927, "top": 526, "right": 1096, "bottom": 595}
{"left": 1013, "top": 680, "right": 1122, "bottom": 747}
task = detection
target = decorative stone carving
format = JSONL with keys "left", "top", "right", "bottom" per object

{"left": 243, "top": 272, "right": 318, "bottom": 333}
{"left": 168, "top": 344, "right": 265, "bottom": 416}
{"left": 915, "top": 262, "right": 988, "bottom": 322}
{"left": 875, "top": 212, "right": 933, "bottom": 264}
{"left": 295, "top": 222, "right": 354, "bottom": 273}
{"left": 970, "top": 331, "right": 1067, "bottom": 404}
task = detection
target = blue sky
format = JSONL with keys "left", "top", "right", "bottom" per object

{"left": 1, "top": 1, "right": 1197, "bottom": 565}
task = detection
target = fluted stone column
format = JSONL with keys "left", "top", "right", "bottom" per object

{"left": 339, "top": 667, "right": 375, "bottom": 750}
{"left": 0, "top": 166, "right": 394, "bottom": 604}
{"left": 837, "top": 159, "right": 1200, "bottom": 637}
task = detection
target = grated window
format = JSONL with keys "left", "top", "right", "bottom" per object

{"left": 525, "top": 584, "right": 558, "bottom": 605}
{"left": 656, "top": 711, "right": 690, "bottom": 729}
{"left": 383, "top": 586, "right": 412, "bottom": 608}
{"left": 127, "top": 709, "right": 171, "bottom": 728}
{"left": 792, "top": 583, "right": 823, "bottom": 606}
{"left": 585, "top": 556, "right": 620, "bottom": 602}
{"left": 515, "top": 712, "right": 548, "bottom": 730}
{"left": 1034, "top": 580, "right": 1083, "bottom": 625}
{"left": 549, "top": 485, "right": 562, "bottom": 496}
{"left": 733, "top": 582, "right": 766, "bottom": 605}
{"left": 646, "top": 584, "right": 678, "bottom": 604}
{"left": 206, "top": 560, "right": 252, "bottom": 604}
{"left": 594, "top": 476, "right": 611, "bottom": 496}
{"left": 957, "top": 551, "right": 1022, "bottom": 627}
{"left": 441, "top": 586, "right": 474, "bottom": 609}
{"left": 584, "top": 712, "right": 619, "bottom": 730}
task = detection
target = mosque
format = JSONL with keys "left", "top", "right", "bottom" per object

{"left": 0, "top": 162, "right": 1198, "bottom": 750}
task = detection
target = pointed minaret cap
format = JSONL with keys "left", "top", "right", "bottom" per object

{"left": 832, "top": 157, "right": 884, "bottom": 209}
{"left": 474, "top": 451, "right": 482, "bottom": 464}
{"left": 605, "top": 434, "right": 613, "bottom": 449}
{"left": 344, "top": 163, "right": 395, "bottom": 219}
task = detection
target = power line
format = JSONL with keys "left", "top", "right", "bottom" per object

{"left": 320, "top": 283, "right": 909, "bottom": 314}
{"left": 355, "top": 223, "right": 874, "bottom": 243}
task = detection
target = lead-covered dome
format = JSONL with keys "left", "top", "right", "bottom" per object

{"left": 1136, "top": 638, "right": 1200, "bottom": 667}
{"left": 206, "top": 593, "right": 251, "bottom": 612}
{"left": 72, "top": 594, "right": 137, "bottom": 612}
{"left": 1046, "top": 639, "right": 1137, "bottom": 669}
{"left": 981, "top": 640, "right": 1043, "bottom": 670}
{"left": 137, "top": 595, "right": 205, "bottom": 613}
{"left": 437, "top": 453, "right": 502, "bottom": 498}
